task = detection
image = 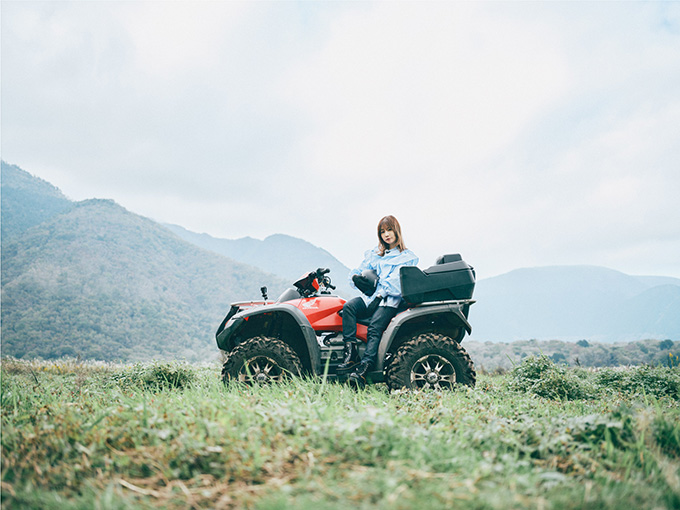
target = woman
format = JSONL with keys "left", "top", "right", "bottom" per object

{"left": 339, "top": 215, "right": 419, "bottom": 387}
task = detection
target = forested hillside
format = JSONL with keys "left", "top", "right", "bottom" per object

{"left": 1, "top": 161, "right": 72, "bottom": 241}
{"left": 466, "top": 338, "right": 678, "bottom": 372}
{"left": 1, "top": 165, "right": 288, "bottom": 361}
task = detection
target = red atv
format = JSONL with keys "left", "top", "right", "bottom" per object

{"left": 216, "top": 254, "right": 477, "bottom": 390}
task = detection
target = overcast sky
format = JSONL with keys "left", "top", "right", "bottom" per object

{"left": 2, "top": 1, "right": 679, "bottom": 278}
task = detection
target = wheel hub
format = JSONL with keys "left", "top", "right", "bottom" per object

{"left": 240, "top": 356, "right": 282, "bottom": 384}
{"left": 426, "top": 371, "right": 440, "bottom": 384}
{"left": 411, "top": 354, "right": 456, "bottom": 390}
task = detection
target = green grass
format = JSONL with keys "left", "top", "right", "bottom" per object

{"left": 2, "top": 357, "right": 679, "bottom": 509}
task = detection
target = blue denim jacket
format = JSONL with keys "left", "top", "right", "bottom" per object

{"left": 349, "top": 247, "right": 419, "bottom": 308}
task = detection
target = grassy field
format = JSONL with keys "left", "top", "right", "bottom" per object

{"left": 1, "top": 357, "right": 679, "bottom": 509}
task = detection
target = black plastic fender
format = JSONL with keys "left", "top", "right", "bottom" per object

{"left": 375, "top": 302, "right": 472, "bottom": 372}
{"left": 216, "top": 303, "right": 322, "bottom": 374}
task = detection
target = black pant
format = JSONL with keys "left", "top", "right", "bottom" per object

{"left": 342, "top": 297, "right": 398, "bottom": 367}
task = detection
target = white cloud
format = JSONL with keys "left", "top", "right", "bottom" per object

{"left": 2, "top": 1, "right": 679, "bottom": 277}
{"left": 284, "top": 2, "right": 569, "bottom": 173}
{"left": 115, "top": 2, "right": 246, "bottom": 79}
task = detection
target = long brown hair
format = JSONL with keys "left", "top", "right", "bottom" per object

{"left": 377, "top": 215, "right": 406, "bottom": 256}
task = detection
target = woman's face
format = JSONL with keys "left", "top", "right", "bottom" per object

{"left": 380, "top": 227, "right": 397, "bottom": 249}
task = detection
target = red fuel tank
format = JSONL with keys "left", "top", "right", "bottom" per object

{"left": 288, "top": 296, "right": 368, "bottom": 342}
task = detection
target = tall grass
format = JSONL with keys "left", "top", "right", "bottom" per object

{"left": 1, "top": 357, "right": 679, "bottom": 509}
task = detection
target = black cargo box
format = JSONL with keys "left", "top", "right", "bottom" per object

{"left": 400, "top": 254, "right": 475, "bottom": 305}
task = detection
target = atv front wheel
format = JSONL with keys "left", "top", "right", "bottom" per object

{"left": 222, "top": 336, "right": 302, "bottom": 384}
{"left": 386, "top": 333, "right": 476, "bottom": 390}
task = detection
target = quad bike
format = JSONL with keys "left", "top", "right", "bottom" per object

{"left": 215, "top": 254, "right": 477, "bottom": 390}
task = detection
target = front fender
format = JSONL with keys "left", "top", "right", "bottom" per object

{"left": 216, "top": 303, "right": 321, "bottom": 374}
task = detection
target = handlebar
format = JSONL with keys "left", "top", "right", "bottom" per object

{"left": 316, "top": 268, "right": 335, "bottom": 290}
{"left": 294, "top": 268, "right": 336, "bottom": 296}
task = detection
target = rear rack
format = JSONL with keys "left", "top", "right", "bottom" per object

{"left": 413, "top": 299, "right": 476, "bottom": 307}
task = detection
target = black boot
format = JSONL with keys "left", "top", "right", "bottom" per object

{"left": 348, "top": 362, "right": 371, "bottom": 389}
{"left": 337, "top": 342, "right": 359, "bottom": 373}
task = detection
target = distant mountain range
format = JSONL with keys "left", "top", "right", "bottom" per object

{"left": 1, "top": 161, "right": 678, "bottom": 362}
{"left": 471, "top": 266, "right": 680, "bottom": 342}
{"left": 164, "top": 224, "right": 353, "bottom": 297}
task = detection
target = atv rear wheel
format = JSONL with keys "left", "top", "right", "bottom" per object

{"left": 222, "top": 336, "right": 302, "bottom": 384}
{"left": 386, "top": 333, "right": 476, "bottom": 390}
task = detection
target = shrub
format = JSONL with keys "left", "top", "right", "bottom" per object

{"left": 509, "top": 355, "right": 593, "bottom": 400}
{"left": 594, "top": 365, "right": 679, "bottom": 399}
{"left": 510, "top": 354, "right": 554, "bottom": 382}
{"left": 623, "top": 365, "right": 679, "bottom": 399}
{"left": 113, "top": 361, "right": 195, "bottom": 390}
{"left": 594, "top": 368, "right": 626, "bottom": 389}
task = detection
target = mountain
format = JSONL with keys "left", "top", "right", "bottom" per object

{"left": 2, "top": 161, "right": 678, "bottom": 362}
{"left": 164, "top": 224, "right": 355, "bottom": 297}
{"left": 1, "top": 161, "right": 73, "bottom": 241}
{"left": 607, "top": 284, "right": 680, "bottom": 339}
{"left": 1, "top": 164, "right": 289, "bottom": 361}
{"left": 470, "top": 266, "right": 680, "bottom": 342}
